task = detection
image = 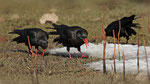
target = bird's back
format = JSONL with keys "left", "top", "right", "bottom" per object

{"left": 10, "top": 28, "right": 49, "bottom": 46}
{"left": 105, "top": 15, "right": 139, "bottom": 37}
{"left": 120, "top": 15, "right": 135, "bottom": 27}
{"left": 49, "top": 24, "right": 87, "bottom": 47}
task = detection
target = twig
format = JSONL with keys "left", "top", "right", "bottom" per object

{"left": 102, "top": 15, "right": 106, "bottom": 74}
{"left": 113, "top": 30, "right": 116, "bottom": 73}
{"left": 111, "top": 64, "right": 114, "bottom": 81}
{"left": 27, "top": 36, "right": 39, "bottom": 84}
{"left": 147, "top": 18, "right": 150, "bottom": 33}
{"left": 122, "top": 51, "right": 125, "bottom": 81}
{"left": 142, "top": 15, "right": 150, "bottom": 80}
{"left": 137, "top": 40, "right": 140, "bottom": 74}
{"left": 118, "top": 21, "right": 121, "bottom": 61}
{"left": 27, "top": 36, "right": 36, "bottom": 64}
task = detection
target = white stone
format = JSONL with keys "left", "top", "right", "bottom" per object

{"left": 39, "top": 13, "right": 59, "bottom": 24}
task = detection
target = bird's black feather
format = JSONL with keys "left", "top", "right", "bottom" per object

{"left": 105, "top": 15, "right": 141, "bottom": 43}
{"left": 9, "top": 28, "right": 49, "bottom": 50}
{"left": 49, "top": 23, "right": 88, "bottom": 58}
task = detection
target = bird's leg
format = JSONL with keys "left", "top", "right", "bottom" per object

{"left": 126, "top": 40, "right": 128, "bottom": 44}
{"left": 77, "top": 47, "right": 88, "bottom": 58}
{"left": 126, "top": 36, "right": 129, "bottom": 44}
{"left": 35, "top": 46, "right": 41, "bottom": 56}
{"left": 36, "top": 46, "right": 41, "bottom": 52}
{"left": 34, "top": 49, "right": 38, "bottom": 64}
{"left": 27, "top": 36, "right": 36, "bottom": 56}
{"left": 68, "top": 51, "right": 72, "bottom": 59}
{"left": 67, "top": 47, "right": 72, "bottom": 59}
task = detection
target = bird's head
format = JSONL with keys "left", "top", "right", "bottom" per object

{"left": 77, "top": 30, "right": 88, "bottom": 48}
{"left": 39, "top": 40, "right": 48, "bottom": 56}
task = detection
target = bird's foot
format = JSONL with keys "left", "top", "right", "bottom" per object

{"left": 81, "top": 55, "right": 88, "bottom": 58}
{"left": 68, "top": 51, "right": 73, "bottom": 59}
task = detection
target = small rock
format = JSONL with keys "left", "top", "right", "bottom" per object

{"left": 39, "top": 13, "right": 59, "bottom": 24}
{"left": 10, "top": 14, "right": 20, "bottom": 20}
{"left": 136, "top": 72, "right": 148, "bottom": 81}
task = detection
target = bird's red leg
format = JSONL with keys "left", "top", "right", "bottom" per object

{"left": 35, "top": 47, "right": 42, "bottom": 56}
{"left": 80, "top": 51, "right": 88, "bottom": 58}
{"left": 27, "top": 36, "right": 36, "bottom": 56}
{"left": 68, "top": 51, "right": 72, "bottom": 59}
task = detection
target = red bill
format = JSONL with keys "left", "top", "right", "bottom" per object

{"left": 83, "top": 38, "right": 88, "bottom": 48}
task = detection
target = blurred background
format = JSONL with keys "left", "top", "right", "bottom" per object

{"left": 0, "top": 0, "right": 149, "bottom": 43}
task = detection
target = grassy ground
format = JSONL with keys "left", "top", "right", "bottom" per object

{"left": 0, "top": 0, "right": 150, "bottom": 84}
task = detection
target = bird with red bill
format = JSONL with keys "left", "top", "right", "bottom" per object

{"left": 49, "top": 23, "right": 89, "bottom": 59}
{"left": 9, "top": 28, "right": 49, "bottom": 57}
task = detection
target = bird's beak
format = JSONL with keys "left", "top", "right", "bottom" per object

{"left": 83, "top": 38, "right": 88, "bottom": 48}
{"left": 42, "top": 49, "right": 45, "bottom": 56}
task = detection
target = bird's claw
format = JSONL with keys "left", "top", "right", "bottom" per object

{"left": 81, "top": 55, "right": 88, "bottom": 58}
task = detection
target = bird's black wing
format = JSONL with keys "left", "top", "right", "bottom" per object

{"left": 9, "top": 29, "right": 30, "bottom": 43}
{"left": 105, "top": 20, "right": 120, "bottom": 37}
{"left": 49, "top": 23, "right": 75, "bottom": 39}
{"left": 9, "top": 29, "right": 28, "bottom": 36}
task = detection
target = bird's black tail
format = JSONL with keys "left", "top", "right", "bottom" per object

{"left": 126, "top": 27, "right": 136, "bottom": 36}
{"left": 48, "top": 31, "right": 59, "bottom": 35}
{"left": 48, "top": 23, "right": 69, "bottom": 35}
{"left": 120, "top": 15, "right": 135, "bottom": 21}
{"left": 128, "top": 14, "right": 141, "bottom": 20}
{"left": 129, "top": 15, "right": 141, "bottom": 28}
{"left": 11, "top": 36, "right": 24, "bottom": 43}
{"left": 9, "top": 29, "right": 23, "bottom": 35}
{"left": 129, "top": 15, "right": 136, "bottom": 19}
{"left": 9, "top": 29, "right": 25, "bottom": 43}
{"left": 121, "top": 15, "right": 141, "bottom": 28}
{"left": 130, "top": 23, "right": 141, "bottom": 28}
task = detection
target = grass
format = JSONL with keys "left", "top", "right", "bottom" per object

{"left": 0, "top": 0, "right": 150, "bottom": 84}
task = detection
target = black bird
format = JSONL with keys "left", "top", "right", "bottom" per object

{"left": 105, "top": 15, "right": 140, "bottom": 43}
{"left": 49, "top": 23, "right": 88, "bottom": 59}
{"left": 9, "top": 28, "right": 49, "bottom": 56}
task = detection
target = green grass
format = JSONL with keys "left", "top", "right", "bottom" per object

{"left": 0, "top": 0, "right": 150, "bottom": 84}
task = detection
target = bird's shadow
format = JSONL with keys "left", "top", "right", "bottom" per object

{"left": 6, "top": 49, "right": 46, "bottom": 56}
{"left": 47, "top": 51, "right": 89, "bottom": 58}
{"left": 4, "top": 49, "right": 89, "bottom": 58}
{"left": 108, "top": 42, "right": 137, "bottom": 45}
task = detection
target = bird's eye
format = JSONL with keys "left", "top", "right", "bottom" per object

{"left": 82, "top": 35, "right": 87, "bottom": 38}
